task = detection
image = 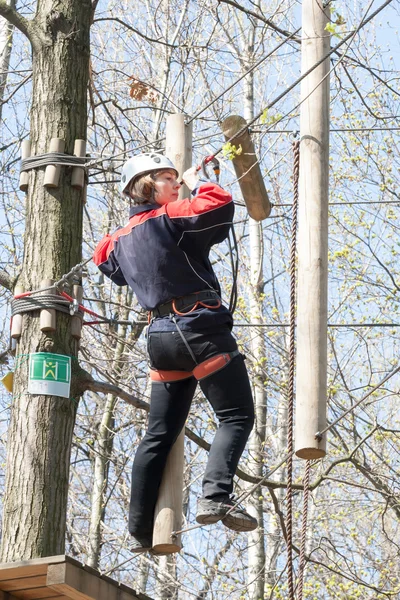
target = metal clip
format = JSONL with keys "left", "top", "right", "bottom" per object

{"left": 201, "top": 156, "right": 220, "bottom": 183}
{"left": 69, "top": 299, "right": 79, "bottom": 316}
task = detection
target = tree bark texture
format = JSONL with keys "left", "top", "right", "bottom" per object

{"left": 0, "top": 0, "right": 91, "bottom": 562}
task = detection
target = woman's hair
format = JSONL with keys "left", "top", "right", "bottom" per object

{"left": 127, "top": 171, "right": 157, "bottom": 205}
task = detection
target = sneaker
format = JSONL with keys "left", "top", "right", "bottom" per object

{"left": 196, "top": 497, "right": 258, "bottom": 532}
{"left": 130, "top": 535, "right": 153, "bottom": 554}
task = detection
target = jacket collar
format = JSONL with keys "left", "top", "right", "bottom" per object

{"left": 129, "top": 203, "right": 160, "bottom": 218}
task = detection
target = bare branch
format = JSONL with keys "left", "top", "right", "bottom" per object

{"left": 0, "top": 1, "right": 36, "bottom": 46}
{"left": 82, "top": 376, "right": 149, "bottom": 412}
{"left": 216, "top": 0, "right": 299, "bottom": 40}
{"left": 0, "top": 268, "right": 13, "bottom": 291}
{"left": 93, "top": 17, "right": 183, "bottom": 48}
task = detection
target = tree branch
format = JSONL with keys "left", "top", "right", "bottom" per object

{"left": 93, "top": 17, "right": 183, "bottom": 48}
{"left": 0, "top": 1, "right": 36, "bottom": 45}
{"left": 0, "top": 268, "right": 14, "bottom": 291}
{"left": 216, "top": 0, "right": 299, "bottom": 41}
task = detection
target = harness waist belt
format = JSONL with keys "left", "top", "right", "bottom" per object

{"left": 151, "top": 290, "right": 221, "bottom": 318}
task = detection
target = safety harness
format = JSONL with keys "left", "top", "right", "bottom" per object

{"left": 148, "top": 289, "right": 240, "bottom": 383}
{"left": 150, "top": 349, "right": 240, "bottom": 383}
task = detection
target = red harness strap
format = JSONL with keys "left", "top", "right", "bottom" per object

{"left": 193, "top": 352, "right": 236, "bottom": 381}
{"left": 150, "top": 350, "right": 240, "bottom": 383}
{"left": 150, "top": 369, "right": 193, "bottom": 382}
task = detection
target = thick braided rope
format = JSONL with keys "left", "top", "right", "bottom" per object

{"left": 286, "top": 138, "right": 300, "bottom": 599}
{"left": 297, "top": 460, "right": 312, "bottom": 600}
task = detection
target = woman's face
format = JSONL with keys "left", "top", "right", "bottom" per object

{"left": 153, "top": 170, "right": 181, "bottom": 205}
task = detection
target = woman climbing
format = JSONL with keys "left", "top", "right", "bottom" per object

{"left": 93, "top": 152, "right": 257, "bottom": 552}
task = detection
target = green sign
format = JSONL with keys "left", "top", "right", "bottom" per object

{"left": 28, "top": 353, "right": 71, "bottom": 398}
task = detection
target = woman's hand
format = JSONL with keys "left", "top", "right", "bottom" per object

{"left": 182, "top": 166, "right": 199, "bottom": 191}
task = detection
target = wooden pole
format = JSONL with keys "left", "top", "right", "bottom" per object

{"left": 19, "top": 140, "right": 31, "bottom": 192}
{"left": 152, "top": 114, "right": 192, "bottom": 554}
{"left": 165, "top": 113, "right": 193, "bottom": 200}
{"left": 40, "top": 279, "right": 57, "bottom": 333}
{"left": 221, "top": 115, "right": 271, "bottom": 221}
{"left": 11, "top": 286, "right": 24, "bottom": 340}
{"left": 71, "top": 139, "right": 86, "bottom": 190}
{"left": 295, "top": 0, "right": 330, "bottom": 459}
{"left": 44, "top": 138, "right": 65, "bottom": 188}
{"left": 152, "top": 432, "right": 184, "bottom": 554}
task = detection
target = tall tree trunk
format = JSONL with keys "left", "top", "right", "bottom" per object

{"left": 0, "top": 0, "right": 91, "bottom": 561}
{"left": 0, "top": 0, "right": 15, "bottom": 122}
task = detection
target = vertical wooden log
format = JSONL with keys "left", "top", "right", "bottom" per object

{"left": 165, "top": 113, "right": 192, "bottom": 200}
{"left": 40, "top": 279, "right": 56, "bottom": 333}
{"left": 19, "top": 140, "right": 31, "bottom": 192}
{"left": 221, "top": 115, "right": 271, "bottom": 221}
{"left": 70, "top": 285, "right": 83, "bottom": 340}
{"left": 152, "top": 431, "right": 184, "bottom": 554}
{"left": 11, "top": 286, "right": 24, "bottom": 340}
{"left": 44, "top": 138, "right": 65, "bottom": 188}
{"left": 152, "top": 114, "right": 192, "bottom": 554}
{"left": 295, "top": 0, "right": 330, "bottom": 459}
{"left": 71, "top": 139, "right": 86, "bottom": 190}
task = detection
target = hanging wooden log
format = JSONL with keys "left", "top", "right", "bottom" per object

{"left": 44, "top": 138, "right": 65, "bottom": 188}
{"left": 221, "top": 115, "right": 271, "bottom": 221}
{"left": 295, "top": 0, "right": 330, "bottom": 459}
{"left": 19, "top": 140, "right": 31, "bottom": 192}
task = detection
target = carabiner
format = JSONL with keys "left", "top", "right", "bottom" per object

{"left": 201, "top": 155, "right": 220, "bottom": 183}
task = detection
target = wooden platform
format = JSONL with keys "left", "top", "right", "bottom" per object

{"left": 0, "top": 555, "right": 152, "bottom": 600}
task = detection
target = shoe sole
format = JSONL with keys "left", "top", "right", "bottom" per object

{"left": 196, "top": 513, "right": 224, "bottom": 525}
{"left": 222, "top": 514, "right": 258, "bottom": 532}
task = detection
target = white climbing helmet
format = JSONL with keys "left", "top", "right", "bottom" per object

{"left": 120, "top": 153, "right": 179, "bottom": 196}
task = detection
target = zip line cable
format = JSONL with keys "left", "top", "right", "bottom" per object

{"left": 219, "top": 0, "right": 390, "bottom": 192}
{"left": 201, "top": 0, "right": 393, "bottom": 167}
{"left": 85, "top": 0, "right": 392, "bottom": 171}
{"left": 185, "top": 27, "right": 301, "bottom": 125}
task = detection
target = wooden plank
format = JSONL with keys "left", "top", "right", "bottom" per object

{"left": 10, "top": 587, "right": 64, "bottom": 600}
{"left": 0, "top": 576, "right": 47, "bottom": 593}
{"left": 0, "top": 557, "right": 66, "bottom": 583}
{"left": 47, "top": 563, "right": 125, "bottom": 600}
{"left": 0, "top": 590, "right": 20, "bottom": 599}
{"left": 48, "top": 562, "right": 141, "bottom": 600}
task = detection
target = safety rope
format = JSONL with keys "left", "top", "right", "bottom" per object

{"left": 296, "top": 460, "right": 311, "bottom": 600}
{"left": 286, "top": 138, "right": 300, "bottom": 599}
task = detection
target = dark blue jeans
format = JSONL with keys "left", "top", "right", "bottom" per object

{"left": 128, "top": 327, "right": 255, "bottom": 539}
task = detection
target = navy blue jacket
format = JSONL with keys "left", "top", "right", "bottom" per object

{"left": 93, "top": 182, "right": 234, "bottom": 331}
